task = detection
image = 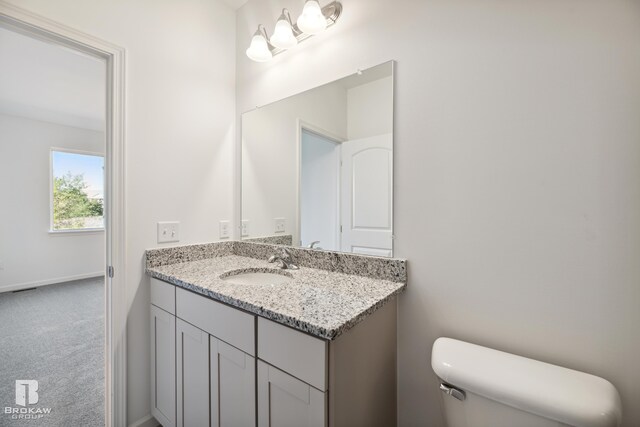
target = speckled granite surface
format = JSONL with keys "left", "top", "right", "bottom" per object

{"left": 146, "top": 241, "right": 407, "bottom": 340}
{"left": 146, "top": 241, "right": 235, "bottom": 268}
{"left": 244, "top": 234, "right": 293, "bottom": 246}
{"left": 147, "top": 241, "right": 407, "bottom": 282}
{"left": 233, "top": 242, "right": 406, "bottom": 283}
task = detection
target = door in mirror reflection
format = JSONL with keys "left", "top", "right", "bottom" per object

{"left": 341, "top": 134, "right": 393, "bottom": 257}
{"left": 300, "top": 130, "right": 393, "bottom": 256}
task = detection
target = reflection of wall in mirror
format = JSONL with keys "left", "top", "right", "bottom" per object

{"left": 242, "top": 81, "right": 347, "bottom": 245}
{"left": 243, "top": 74, "right": 393, "bottom": 252}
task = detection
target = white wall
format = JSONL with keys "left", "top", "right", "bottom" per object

{"left": 347, "top": 76, "right": 393, "bottom": 140}
{"left": 242, "top": 80, "right": 346, "bottom": 242}
{"left": 0, "top": 114, "right": 105, "bottom": 291}
{"left": 4, "top": 0, "right": 237, "bottom": 424}
{"left": 237, "top": 1, "right": 640, "bottom": 426}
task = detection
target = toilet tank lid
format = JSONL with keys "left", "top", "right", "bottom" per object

{"left": 431, "top": 338, "right": 622, "bottom": 427}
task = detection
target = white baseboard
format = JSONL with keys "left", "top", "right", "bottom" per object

{"left": 0, "top": 271, "right": 104, "bottom": 293}
{"left": 129, "top": 414, "right": 159, "bottom": 427}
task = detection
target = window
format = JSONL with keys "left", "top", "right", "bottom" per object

{"left": 51, "top": 149, "right": 105, "bottom": 231}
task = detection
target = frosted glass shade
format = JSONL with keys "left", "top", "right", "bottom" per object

{"left": 246, "top": 33, "right": 272, "bottom": 62}
{"left": 270, "top": 18, "right": 298, "bottom": 49}
{"left": 296, "top": 0, "right": 327, "bottom": 35}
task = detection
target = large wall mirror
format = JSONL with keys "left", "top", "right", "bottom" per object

{"left": 241, "top": 61, "right": 394, "bottom": 257}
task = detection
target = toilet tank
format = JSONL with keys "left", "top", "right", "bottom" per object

{"left": 431, "top": 338, "right": 622, "bottom": 427}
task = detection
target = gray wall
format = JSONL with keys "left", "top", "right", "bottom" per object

{"left": 236, "top": 1, "right": 640, "bottom": 425}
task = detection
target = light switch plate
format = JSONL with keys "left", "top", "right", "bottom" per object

{"left": 241, "top": 220, "right": 249, "bottom": 237}
{"left": 274, "top": 217, "right": 286, "bottom": 233}
{"left": 219, "top": 220, "right": 230, "bottom": 239}
{"left": 157, "top": 221, "right": 180, "bottom": 243}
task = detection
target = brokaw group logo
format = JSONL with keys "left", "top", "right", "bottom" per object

{"left": 16, "top": 380, "right": 39, "bottom": 406}
{"left": 3, "top": 380, "right": 52, "bottom": 420}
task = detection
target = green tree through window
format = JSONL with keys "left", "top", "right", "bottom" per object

{"left": 51, "top": 150, "right": 104, "bottom": 230}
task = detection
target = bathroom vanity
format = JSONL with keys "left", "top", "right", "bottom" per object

{"left": 146, "top": 241, "right": 406, "bottom": 427}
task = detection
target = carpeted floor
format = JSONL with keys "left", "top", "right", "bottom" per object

{"left": 0, "top": 277, "right": 105, "bottom": 427}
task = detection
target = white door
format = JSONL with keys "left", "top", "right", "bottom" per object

{"left": 150, "top": 305, "right": 176, "bottom": 427}
{"left": 210, "top": 337, "right": 256, "bottom": 427}
{"left": 340, "top": 133, "right": 393, "bottom": 257}
{"left": 177, "top": 319, "right": 210, "bottom": 427}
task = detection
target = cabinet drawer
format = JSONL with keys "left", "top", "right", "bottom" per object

{"left": 150, "top": 278, "right": 175, "bottom": 314}
{"left": 258, "top": 317, "right": 327, "bottom": 391}
{"left": 176, "top": 288, "right": 255, "bottom": 355}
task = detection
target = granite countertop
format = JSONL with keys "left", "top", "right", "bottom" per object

{"left": 147, "top": 248, "right": 406, "bottom": 340}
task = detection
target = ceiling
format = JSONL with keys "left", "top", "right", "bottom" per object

{"left": 222, "top": 0, "right": 249, "bottom": 10}
{"left": 0, "top": 26, "right": 106, "bottom": 131}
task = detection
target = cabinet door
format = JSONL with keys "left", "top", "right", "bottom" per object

{"left": 151, "top": 305, "right": 176, "bottom": 427}
{"left": 257, "top": 361, "right": 326, "bottom": 427}
{"left": 177, "top": 319, "right": 210, "bottom": 427}
{"left": 210, "top": 336, "right": 256, "bottom": 427}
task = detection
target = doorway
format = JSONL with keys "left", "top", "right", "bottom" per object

{"left": 0, "top": 3, "right": 126, "bottom": 426}
{"left": 300, "top": 128, "right": 342, "bottom": 251}
{"left": 0, "top": 23, "right": 106, "bottom": 426}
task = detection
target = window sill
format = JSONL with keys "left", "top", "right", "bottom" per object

{"left": 49, "top": 228, "right": 105, "bottom": 236}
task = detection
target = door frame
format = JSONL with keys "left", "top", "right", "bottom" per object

{"left": 0, "top": 2, "right": 127, "bottom": 426}
{"left": 296, "top": 120, "right": 345, "bottom": 249}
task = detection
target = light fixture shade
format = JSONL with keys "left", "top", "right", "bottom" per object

{"left": 270, "top": 16, "right": 298, "bottom": 49}
{"left": 246, "top": 31, "right": 272, "bottom": 62}
{"left": 297, "top": 0, "right": 327, "bottom": 35}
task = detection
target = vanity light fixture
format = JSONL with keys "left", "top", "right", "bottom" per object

{"left": 297, "top": 0, "right": 327, "bottom": 34}
{"left": 246, "top": 1, "right": 342, "bottom": 62}
{"left": 246, "top": 25, "right": 273, "bottom": 62}
{"left": 270, "top": 10, "right": 298, "bottom": 49}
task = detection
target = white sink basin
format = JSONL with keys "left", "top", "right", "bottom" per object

{"left": 220, "top": 269, "right": 293, "bottom": 286}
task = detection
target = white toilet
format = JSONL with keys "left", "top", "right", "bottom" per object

{"left": 431, "top": 338, "right": 622, "bottom": 427}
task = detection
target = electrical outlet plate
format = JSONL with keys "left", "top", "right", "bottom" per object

{"left": 274, "top": 217, "right": 286, "bottom": 233}
{"left": 241, "top": 220, "right": 249, "bottom": 237}
{"left": 157, "top": 221, "right": 180, "bottom": 243}
{"left": 219, "top": 220, "right": 230, "bottom": 239}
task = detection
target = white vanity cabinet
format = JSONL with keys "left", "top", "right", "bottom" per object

{"left": 150, "top": 277, "right": 397, "bottom": 427}
{"left": 151, "top": 278, "right": 256, "bottom": 427}
{"left": 150, "top": 281, "right": 177, "bottom": 427}
{"left": 257, "top": 316, "right": 328, "bottom": 427}
{"left": 210, "top": 337, "right": 256, "bottom": 426}
{"left": 257, "top": 361, "right": 326, "bottom": 427}
{"left": 255, "top": 301, "right": 398, "bottom": 427}
{"left": 176, "top": 319, "right": 209, "bottom": 427}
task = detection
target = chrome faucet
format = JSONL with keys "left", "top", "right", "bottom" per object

{"left": 268, "top": 248, "right": 299, "bottom": 270}
{"left": 308, "top": 241, "right": 322, "bottom": 249}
